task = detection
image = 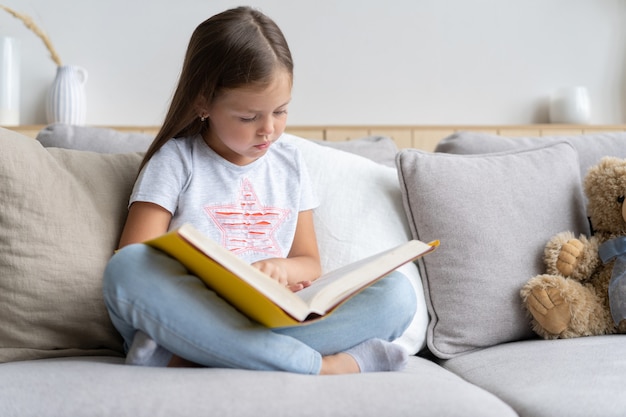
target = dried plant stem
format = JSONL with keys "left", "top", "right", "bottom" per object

{"left": 0, "top": 4, "right": 62, "bottom": 66}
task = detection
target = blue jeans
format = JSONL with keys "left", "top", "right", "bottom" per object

{"left": 102, "top": 244, "right": 416, "bottom": 374}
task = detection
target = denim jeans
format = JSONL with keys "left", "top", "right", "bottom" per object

{"left": 102, "top": 244, "right": 416, "bottom": 374}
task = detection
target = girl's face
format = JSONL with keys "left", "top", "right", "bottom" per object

{"left": 204, "top": 69, "right": 292, "bottom": 166}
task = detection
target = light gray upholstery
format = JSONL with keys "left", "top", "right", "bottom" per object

{"left": 0, "top": 356, "right": 515, "bottom": 417}
{"left": 36, "top": 123, "right": 154, "bottom": 153}
{"left": 443, "top": 335, "right": 626, "bottom": 417}
{"left": 435, "top": 130, "right": 626, "bottom": 179}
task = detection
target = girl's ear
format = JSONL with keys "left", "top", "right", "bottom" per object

{"left": 194, "top": 96, "right": 210, "bottom": 118}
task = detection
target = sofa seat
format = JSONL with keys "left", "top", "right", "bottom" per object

{"left": 443, "top": 334, "right": 626, "bottom": 417}
{"left": 0, "top": 356, "right": 515, "bottom": 417}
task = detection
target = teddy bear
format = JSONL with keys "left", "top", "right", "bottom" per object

{"left": 520, "top": 156, "right": 626, "bottom": 339}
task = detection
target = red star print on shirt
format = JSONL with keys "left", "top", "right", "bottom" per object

{"left": 204, "top": 178, "right": 289, "bottom": 257}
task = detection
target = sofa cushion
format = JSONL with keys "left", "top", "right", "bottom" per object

{"left": 396, "top": 142, "right": 589, "bottom": 359}
{"left": 0, "top": 356, "right": 516, "bottom": 417}
{"left": 435, "top": 130, "right": 626, "bottom": 178}
{"left": 36, "top": 123, "right": 154, "bottom": 153}
{"left": 282, "top": 134, "right": 427, "bottom": 353}
{"left": 311, "top": 135, "right": 399, "bottom": 168}
{"left": 443, "top": 335, "right": 626, "bottom": 417}
{"left": 0, "top": 128, "right": 142, "bottom": 362}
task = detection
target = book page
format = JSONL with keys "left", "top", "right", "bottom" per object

{"left": 296, "top": 239, "right": 435, "bottom": 314}
{"left": 295, "top": 251, "right": 388, "bottom": 305}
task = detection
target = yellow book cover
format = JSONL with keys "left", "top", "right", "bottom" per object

{"left": 146, "top": 223, "right": 438, "bottom": 328}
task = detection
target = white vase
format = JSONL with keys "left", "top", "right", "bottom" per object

{"left": 549, "top": 86, "right": 590, "bottom": 124}
{"left": 46, "top": 65, "right": 88, "bottom": 125}
{"left": 0, "top": 36, "right": 20, "bottom": 126}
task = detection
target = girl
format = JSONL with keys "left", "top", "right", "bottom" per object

{"left": 103, "top": 6, "right": 416, "bottom": 375}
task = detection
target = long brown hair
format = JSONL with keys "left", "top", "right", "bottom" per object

{"left": 139, "top": 6, "right": 293, "bottom": 172}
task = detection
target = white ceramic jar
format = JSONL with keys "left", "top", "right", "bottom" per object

{"left": 46, "top": 65, "right": 88, "bottom": 125}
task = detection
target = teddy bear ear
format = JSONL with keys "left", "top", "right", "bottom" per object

{"left": 584, "top": 158, "right": 617, "bottom": 202}
{"left": 585, "top": 157, "right": 626, "bottom": 181}
{"left": 596, "top": 156, "right": 622, "bottom": 170}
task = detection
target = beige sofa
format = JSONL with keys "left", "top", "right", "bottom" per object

{"left": 2, "top": 124, "right": 626, "bottom": 417}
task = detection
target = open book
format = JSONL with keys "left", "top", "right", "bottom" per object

{"left": 145, "top": 223, "right": 438, "bottom": 328}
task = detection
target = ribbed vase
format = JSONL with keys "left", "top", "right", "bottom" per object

{"left": 0, "top": 36, "right": 20, "bottom": 125}
{"left": 46, "top": 65, "right": 88, "bottom": 125}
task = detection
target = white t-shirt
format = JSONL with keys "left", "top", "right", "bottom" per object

{"left": 130, "top": 135, "right": 319, "bottom": 264}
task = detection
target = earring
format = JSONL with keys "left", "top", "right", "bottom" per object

{"left": 200, "top": 115, "right": 207, "bottom": 122}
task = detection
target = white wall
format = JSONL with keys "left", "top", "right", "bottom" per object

{"left": 2, "top": 0, "right": 625, "bottom": 126}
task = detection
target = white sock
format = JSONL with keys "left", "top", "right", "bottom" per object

{"left": 344, "top": 338, "right": 408, "bottom": 372}
{"left": 125, "top": 331, "right": 172, "bottom": 367}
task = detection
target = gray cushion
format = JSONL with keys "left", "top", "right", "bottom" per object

{"left": 0, "top": 356, "right": 516, "bottom": 417}
{"left": 435, "top": 130, "right": 626, "bottom": 178}
{"left": 36, "top": 123, "right": 154, "bottom": 153}
{"left": 396, "top": 142, "right": 589, "bottom": 359}
{"left": 312, "top": 135, "right": 399, "bottom": 167}
{"left": 443, "top": 335, "right": 626, "bottom": 417}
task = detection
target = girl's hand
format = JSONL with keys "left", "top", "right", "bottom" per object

{"left": 252, "top": 258, "right": 289, "bottom": 286}
{"left": 288, "top": 280, "right": 312, "bottom": 293}
{"left": 251, "top": 259, "right": 312, "bottom": 292}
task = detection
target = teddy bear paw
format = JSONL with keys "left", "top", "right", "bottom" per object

{"left": 526, "top": 286, "right": 571, "bottom": 335}
{"left": 555, "top": 239, "right": 584, "bottom": 277}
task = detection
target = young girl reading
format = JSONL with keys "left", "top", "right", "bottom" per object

{"left": 102, "top": 6, "right": 416, "bottom": 374}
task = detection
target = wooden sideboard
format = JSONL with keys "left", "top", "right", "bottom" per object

{"left": 6, "top": 124, "right": 626, "bottom": 152}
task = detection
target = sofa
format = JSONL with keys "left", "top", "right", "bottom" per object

{"left": 2, "top": 123, "right": 626, "bottom": 417}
